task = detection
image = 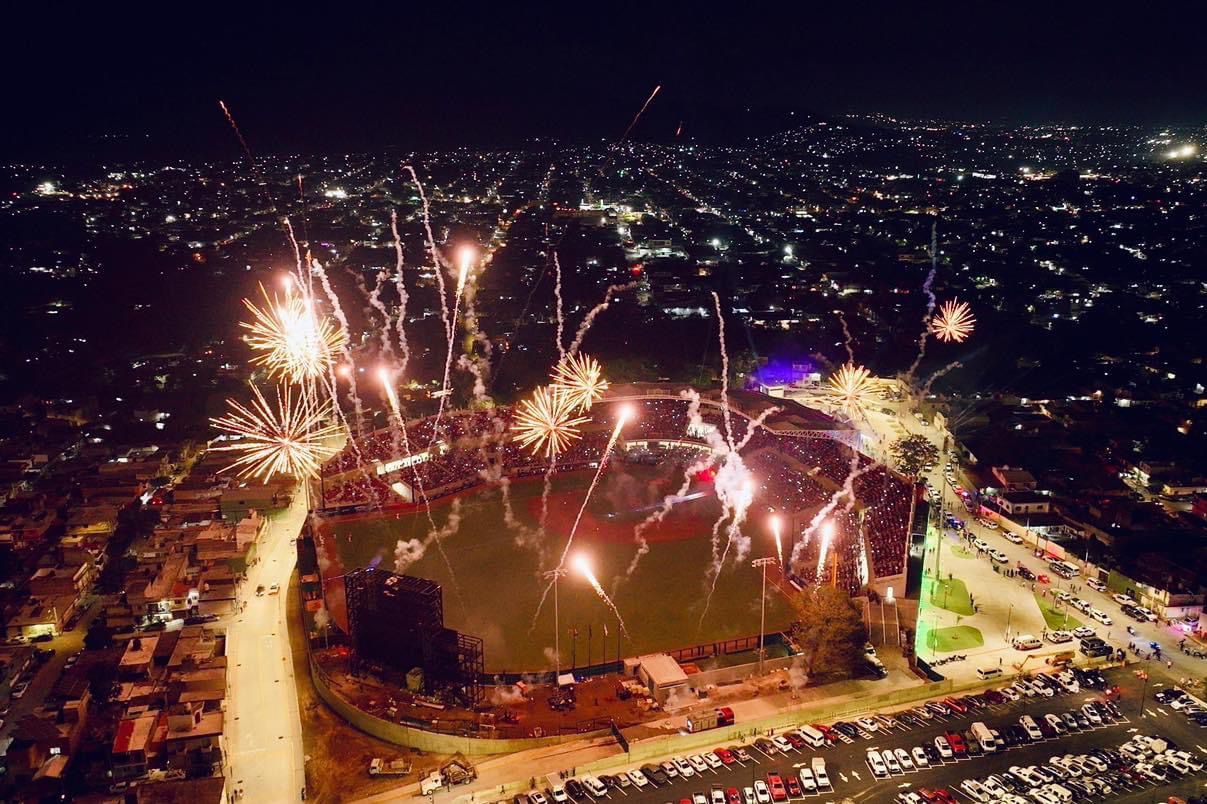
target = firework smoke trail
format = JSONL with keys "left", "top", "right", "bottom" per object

{"left": 573, "top": 555, "right": 630, "bottom": 638}
{"left": 404, "top": 165, "right": 451, "bottom": 339}
{"left": 905, "top": 222, "right": 940, "bottom": 381}
{"left": 567, "top": 282, "right": 639, "bottom": 356}
{"left": 525, "top": 252, "right": 572, "bottom": 542}
{"left": 710, "top": 291, "right": 735, "bottom": 448}
{"left": 366, "top": 271, "right": 395, "bottom": 359}
{"left": 921, "top": 360, "right": 963, "bottom": 397}
{"left": 815, "top": 519, "right": 837, "bottom": 582}
{"left": 531, "top": 411, "right": 630, "bottom": 630}
{"left": 279, "top": 219, "right": 367, "bottom": 468}
{"left": 836, "top": 310, "right": 856, "bottom": 364}
{"left": 456, "top": 251, "right": 495, "bottom": 403}
{"left": 623, "top": 449, "right": 712, "bottom": 579}
{"left": 770, "top": 515, "right": 784, "bottom": 567}
{"left": 402, "top": 164, "right": 458, "bottom": 441}
{"left": 620, "top": 84, "right": 662, "bottom": 142}
{"left": 552, "top": 253, "right": 568, "bottom": 361}
{"left": 789, "top": 449, "right": 883, "bottom": 583}
{"left": 622, "top": 393, "right": 779, "bottom": 581}
{"left": 389, "top": 211, "right": 413, "bottom": 375}
{"left": 555, "top": 413, "right": 629, "bottom": 569}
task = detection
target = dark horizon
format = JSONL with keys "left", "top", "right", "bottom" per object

{"left": 6, "top": 4, "right": 1207, "bottom": 161}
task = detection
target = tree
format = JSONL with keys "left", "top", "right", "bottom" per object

{"left": 787, "top": 586, "right": 869, "bottom": 678}
{"left": 84, "top": 618, "right": 112, "bottom": 650}
{"left": 87, "top": 662, "right": 119, "bottom": 705}
{"left": 890, "top": 433, "right": 940, "bottom": 477}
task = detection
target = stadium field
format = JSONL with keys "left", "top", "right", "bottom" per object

{"left": 317, "top": 462, "right": 792, "bottom": 673}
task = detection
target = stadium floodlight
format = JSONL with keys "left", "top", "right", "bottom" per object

{"left": 752, "top": 556, "right": 778, "bottom": 675}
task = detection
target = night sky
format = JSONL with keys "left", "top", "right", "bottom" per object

{"left": 7, "top": 3, "right": 1206, "bottom": 157}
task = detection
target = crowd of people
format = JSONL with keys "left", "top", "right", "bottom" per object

{"left": 318, "top": 396, "right": 913, "bottom": 593}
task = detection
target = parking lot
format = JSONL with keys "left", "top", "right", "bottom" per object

{"left": 549, "top": 666, "right": 1206, "bottom": 804}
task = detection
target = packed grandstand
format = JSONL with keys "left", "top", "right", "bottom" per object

{"left": 318, "top": 384, "right": 916, "bottom": 595}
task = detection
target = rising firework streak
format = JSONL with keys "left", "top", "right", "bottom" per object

{"left": 620, "top": 84, "right": 662, "bottom": 142}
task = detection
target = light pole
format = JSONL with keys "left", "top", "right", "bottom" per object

{"left": 1138, "top": 657, "right": 1153, "bottom": 717}
{"left": 752, "top": 557, "right": 778, "bottom": 676}
{"left": 542, "top": 567, "right": 568, "bottom": 679}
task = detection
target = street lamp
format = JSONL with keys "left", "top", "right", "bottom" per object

{"left": 752, "top": 557, "right": 778, "bottom": 675}
{"left": 1138, "top": 657, "right": 1153, "bottom": 718}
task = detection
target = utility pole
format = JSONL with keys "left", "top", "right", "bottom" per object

{"left": 752, "top": 557, "right": 778, "bottom": 675}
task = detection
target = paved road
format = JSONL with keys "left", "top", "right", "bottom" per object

{"left": 575, "top": 667, "right": 1206, "bottom": 804}
{"left": 0, "top": 595, "right": 101, "bottom": 735}
{"left": 224, "top": 492, "right": 309, "bottom": 803}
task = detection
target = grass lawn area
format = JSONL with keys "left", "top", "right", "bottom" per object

{"left": 950, "top": 544, "right": 975, "bottom": 559}
{"left": 1034, "top": 593, "right": 1083, "bottom": 631}
{"left": 927, "top": 625, "right": 984, "bottom": 653}
{"left": 927, "top": 578, "right": 975, "bottom": 616}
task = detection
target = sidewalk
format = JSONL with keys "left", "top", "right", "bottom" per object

{"left": 917, "top": 530, "right": 1068, "bottom": 684}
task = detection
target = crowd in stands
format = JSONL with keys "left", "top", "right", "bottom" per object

{"left": 319, "top": 396, "right": 912, "bottom": 592}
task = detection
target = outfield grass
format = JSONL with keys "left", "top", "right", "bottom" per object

{"left": 928, "top": 625, "right": 984, "bottom": 653}
{"left": 1034, "top": 593, "right": 1083, "bottom": 631}
{"left": 322, "top": 464, "right": 791, "bottom": 672}
{"left": 927, "top": 578, "right": 975, "bottom": 616}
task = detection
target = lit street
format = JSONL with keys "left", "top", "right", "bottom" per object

{"left": 224, "top": 491, "right": 309, "bottom": 802}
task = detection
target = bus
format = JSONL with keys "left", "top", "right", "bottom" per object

{"left": 970, "top": 721, "right": 997, "bottom": 753}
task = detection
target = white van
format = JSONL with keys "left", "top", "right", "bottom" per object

{"left": 970, "top": 721, "right": 997, "bottom": 752}
{"left": 976, "top": 666, "right": 1003, "bottom": 680}
{"left": 1019, "top": 715, "right": 1043, "bottom": 740}
{"left": 797, "top": 725, "right": 826, "bottom": 748}
{"left": 1011, "top": 634, "right": 1042, "bottom": 650}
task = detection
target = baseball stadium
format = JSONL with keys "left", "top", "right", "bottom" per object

{"left": 312, "top": 383, "right": 916, "bottom": 676}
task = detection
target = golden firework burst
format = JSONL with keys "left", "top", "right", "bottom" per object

{"left": 511, "top": 385, "right": 590, "bottom": 459}
{"left": 240, "top": 283, "right": 347, "bottom": 383}
{"left": 930, "top": 298, "right": 976, "bottom": 343}
{"left": 825, "top": 363, "right": 877, "bottom": 417}
{"left": 551, "top": 353, "right": 609, "bottom": 412}
{"left": 210, "top": 383, "right": 341, "bottom": 481}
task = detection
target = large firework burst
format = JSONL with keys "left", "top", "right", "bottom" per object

{"left": 551, "top": 353, "right": 609, "bottom": 412}
{"left": 825, "top": 363, "right": 877, "bottom": 417}
{"left": 240, "top": 284, "right": 347, "bottom": 383}
{"left": 211, "top": 383, "right": 341, "bottom": 481}
{"left": 511, "top": 385, "right": 590, "bottom": 459}
{"left": 930, "top": 298, "right": 976, "bottom": 343}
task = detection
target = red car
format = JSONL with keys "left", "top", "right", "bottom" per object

{"left": 784, "top": 732, "right": 805, "bottom": 750}
{"left": 918, "top": 789, "right": 956, "bottom": 804}
{"left": 943, "top": 697, "right": 967, "bottom": 714}
{"left": 714, "top": 748, "right": 735, "bottom": 765}
{"left": 944, "top": 731, "right": 967, "bottom": 756}
{"left": 785, "top": 777, "right": 802, "bottom": 798}
{"left": 766, "top": 773, "right": 788, "bottom": 802}
{"left": 982, "top": 689, "right": 1006, "bottom": 705}
{"left": 725, "top": 788, "right": 741, "bottom": 804}
{"left": 811, "top": 723, "right": 834, "bottom": 740}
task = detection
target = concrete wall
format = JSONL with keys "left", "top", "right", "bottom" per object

{"left": 308, "top": 659, "right": 609, "bottom": 756}
{"left": 679, "top": 655, "right": 799, "bottom": 693}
